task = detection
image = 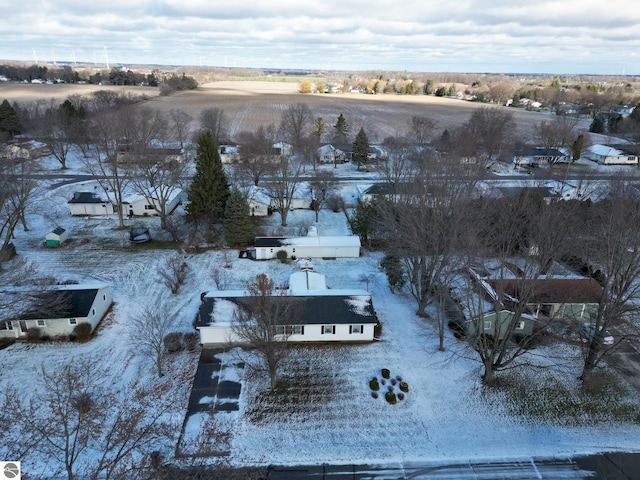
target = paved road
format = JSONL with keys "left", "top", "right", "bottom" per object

{"left": 265, "top": 452, "right": 640, "bottom": 479}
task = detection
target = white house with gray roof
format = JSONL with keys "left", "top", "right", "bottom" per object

{"left": 196, "top": 270, "right": 378, "bottom": 345}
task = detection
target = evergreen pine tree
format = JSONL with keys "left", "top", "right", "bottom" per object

{"left": 0, "top": 99, "right": 21, "bottom": 140}
{"left": 333, "top": 113, "right": 349, "bottom": 147}
{"left": 223, "top": 189, "right": 254, "bottom": 246}
{"left": 589, "top": 115, "right": 605, "bottom": 134}
{"left": 352, "top": 127, "right": 370, "bottom": 170}
{"left": 186, "top": 131, "right": 230, "bottom": 223}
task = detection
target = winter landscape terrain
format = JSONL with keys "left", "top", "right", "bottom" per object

{"left": 1, "top": 80, "right": 640, "bottom": 479}
{"left": 1, "top": 145, "right": 640, "bottom": 479}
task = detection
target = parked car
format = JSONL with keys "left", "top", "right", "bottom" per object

{"left": 582, "top": 322, "right": 614, "bottom": 346}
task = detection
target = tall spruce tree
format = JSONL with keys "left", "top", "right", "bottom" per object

{"left": 332, "top": 113, "right": 349, "bottom": 148}
{"left": 186, "top": 131, "right": 230, "bottom": 223}
{"left": 223, "top": 189, "right": 254, "bottom": 246}
{"left": 352, "top": 127, "right": 370, "bottom": 170}
{"left": 0, "top": 99, "right": 21, "bottom": 140}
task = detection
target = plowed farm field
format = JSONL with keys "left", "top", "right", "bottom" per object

{"left": 1, "top": 80, "right": 590, "bottom": 142}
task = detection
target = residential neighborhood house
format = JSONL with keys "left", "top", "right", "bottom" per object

{"left": 69, "top": 187, "right": 183, "bottom": 217}
{"left": 512, "top": 147, "right": 570, "bottom": 169}
{"left": 0, "top": 282, "right": 112, "bottom": 339}
{"left": 196, "top": 269, "right": 378, "bottom": 344}
{"left": 586, "top": 144, "right": 639, "bottom": 165}
{"left": 244, "top": 232, "right": 361, "bottom": 260}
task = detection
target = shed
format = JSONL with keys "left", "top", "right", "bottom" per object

{"left": 45, "top": 227, "right": 68, "bottom": 247}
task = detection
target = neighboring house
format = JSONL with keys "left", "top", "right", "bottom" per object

{"left": 316, "top": 144, "right": 346, "bottom": 164}
{"left": 498, "top": 186, "right": 564, "bottom": 205}
{"left": 450, "top": 268, "right": 537, "bottom": 340}
{"left": 556, "top": 104, "right": 580, "bottom": 116}
{"left": 465, "top": 309, "right": 536, "bottom": 338}
{"left": 512, "top": 147, "right": 570, "bottom": 168}
{"left": 487, "top": 278, "right": 603, "bottom": 320}
{"left": 196, "top": 270, "right": 378, "bottom": 344}
{"left": 0, "top": 283, "right": 112, "bottom": 339}
{"left": 121, "top": 187, "right": 183, "bottom": 217}
{"left": 586, "top": 144, "right": 639, "bottom": 165}
{"left": 219, "top": 145, "right": 240, "bottom": 164}
{"left": 68, "top": 192, "right": 115, "bottom": 216}
{"left": 358, "top": 182, "right": 448, "bottom": 206}
{"left": 0, "top": 140, "right": 49, "bottom": 160}
{"left": 611, "top": 105, "right": 635, "bottom": 117}
{"left": 115, "top": 146, "right": 183, "bottom": 164}
{"left": 45, "top": 227, "right": 68, "bottom": 247}
{"left": 69, "top": 187, "right": 183, "bottom": 217}
{"left": 263, "top": 185, "right": 313, "bottom": 210}
{"left": 272, "top": 142, "right": 293, "bottom": 157}
{"left": 246, "top": 186, "right": 271, "bottom": 217}
{"left": 246, "top": 233, "right": 361, "bottom": 260}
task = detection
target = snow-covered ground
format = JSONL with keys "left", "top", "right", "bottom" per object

{"left": 2, "top": 150, "right": 640, "bottom": 476}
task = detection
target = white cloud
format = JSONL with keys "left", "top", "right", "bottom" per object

{"left": 1, "top": 1, "right": 639, "bottom": 73}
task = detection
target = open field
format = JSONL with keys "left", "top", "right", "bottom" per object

{"left": 0, "top": 80, "right": 594, "bottom": 144}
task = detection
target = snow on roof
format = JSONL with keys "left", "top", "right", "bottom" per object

{"left": 209, "top": 298, "right": 239, "bottom": 327}
{"left": 247, "top": 186, "right": 273, "bottom": 205}
{"left": 589, "top": 144, "right": 624, "bottom": 157}
{"left": 345, "top": 295, "right": 371, "bottom": 316}
{"left": 289, "top": 270, "right": 327, "bottom": 294}
{"left": 281, "top": 236, "right": 361, "bottom": 248}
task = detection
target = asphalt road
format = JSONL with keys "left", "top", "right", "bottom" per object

{"left": 265, "top": 452, "right": 640, "bottom": 479}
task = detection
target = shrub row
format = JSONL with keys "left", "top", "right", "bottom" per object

{"left": 163, "top": 331, "right": 200, "bottom": 353}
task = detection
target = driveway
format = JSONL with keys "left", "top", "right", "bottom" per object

{"left": 187, "top": 347, "right": 244, "bottom": 415}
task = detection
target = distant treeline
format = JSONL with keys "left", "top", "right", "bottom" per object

{"left": 0, "top": 63, "right": 197, "bottom": 94}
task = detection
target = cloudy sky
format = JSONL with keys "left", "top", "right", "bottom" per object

{"left": 1, "top": 0, "right": 639, "bottom": 74}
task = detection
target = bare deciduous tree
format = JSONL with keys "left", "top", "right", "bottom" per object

{"left": 158, "top": 253, "right": 190, "bottom": 294}
{"left": 280, "top": 103, "right": 312, "bottom": 154}
{"left": 231, "top": 273, "right": 302, "bottom": 389}
{"left": 578, "top": 181, "right": 640, "bottom": 382}
{"left": 409, "top": 115, "right": 436, "bottom": 146}
{"left": 77, "top": 109, "right": 131, "bottom": 229}
{"left": 464, "top": 106, "right": 514, "bottom": 166}
{"left": 457, "top": 190, "right": 576, "bottom": 385}
{"left": 211, "top": 267, "right": 232, "bottom": 290}
{"left": 237, "top": 124, "right": 278, "bottom": 186}
{"left": 169, "top": 108, "right": 192, "bottom": 150}
{"left": 200, "top": 107, "right": 228, "bottom": 144}
{"left": 129, "top": 151, "right": 188, "bottom": 230}
{"left": 131, "top": 304, "right": 175, "bottom": 377}
{"left": 265, "top": 155, "right": 303, "bottom": 227}
{"left": 0, "top": 157, "right": 39, "bottom": 251}
{"left": 2, "top": 360, "right": 177, "bottom": 480}
{"left": 11, "top": 359, "right": 105, "bottom": 480}
{"left": 309, "top": 170, "right": 336, "bottom": 222}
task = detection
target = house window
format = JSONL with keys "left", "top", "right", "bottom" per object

{"left": 144, "top": 204, "right": 154, "bottom": 210}
{"left": 1, "top": 321, "right": 12, "bottom": 330}
{"left": 484, "top": 320, "right": 492, "bottom": 330}
{"left": 69, "top": 318, "right": 77, "bottom": 325}
{"left": 92, "top": 308, "right": 96, "bottom": 316}
{"left": 103, "top": 294, "right": 106, "bottom": 301}
{"left": 516, "top": 321, "right": 525, "bottom": 330}
{"left": 322, "top": 325, "right": 335, "bottom": 334}
{"left": 350, "top": 324, "right": 363, "bottom": 334}
{"left": 275, "top": 325, "right": 304, "bottom": 336}
{"left": 37, "top": 320, "right": 46, "bottom": 327}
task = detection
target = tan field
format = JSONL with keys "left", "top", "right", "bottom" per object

{"left": 0, "top": 80, "right": 591, "bottom": 143}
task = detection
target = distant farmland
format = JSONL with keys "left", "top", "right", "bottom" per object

{"left": 1, "top": 80, "right": 591, "bottom": 143}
